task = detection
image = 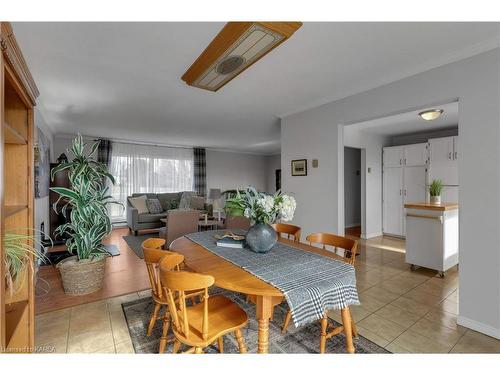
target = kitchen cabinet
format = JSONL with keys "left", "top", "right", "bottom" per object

{"left": 404, "top": 143, "right": 429, "bottom": 166}
{"left": 383, "top": 146, "right": 404, "bottom": 167}
{"left": 383, "top": 167, "right": 404, "bottom": 236}
{"left": 428, "top": 136, "right": 458, "bottom": 186}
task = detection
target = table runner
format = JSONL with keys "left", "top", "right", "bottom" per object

{"left": 184, "top": 230, "right": 360, "bottom": 327}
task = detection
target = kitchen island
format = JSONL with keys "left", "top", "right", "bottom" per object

{"left": 404, "top": 202, "right": 459, "bottom": 277}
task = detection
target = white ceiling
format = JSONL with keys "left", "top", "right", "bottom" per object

{"left": 348, "top": 101, "right": 458, "bottom": 136}
{"left": 12, "top": 22, "right": 499, "bottom": 154}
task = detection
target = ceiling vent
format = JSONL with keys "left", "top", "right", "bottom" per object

{"left": 182, "top": 22, "right": 302, "bottom": 92}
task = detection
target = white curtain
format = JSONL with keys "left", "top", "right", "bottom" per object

{"left": 108, "top": 142, "right": 194, "bottom": 222}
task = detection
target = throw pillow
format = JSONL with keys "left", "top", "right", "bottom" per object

{"left": 129, "top": 195, "right": 149, "bottom": 214}
{"left": 179, "top": 191, "right": 197, "bottom": 209}
{"left": 190, "top": 196, "right": 205, "bottom": 210}
{"left": 157, "top": 192, "right": 181, "bottom": 211}
{"left": 146, "top": 198, "right": 163, "bottom": 214}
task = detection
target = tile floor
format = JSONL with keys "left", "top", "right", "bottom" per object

{"left": 34, "top": 233, "right": 500, "bottom": 353}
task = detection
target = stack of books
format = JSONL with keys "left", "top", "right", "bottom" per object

{"left": 215, "top": 232, "right": 246, "bottom": 248}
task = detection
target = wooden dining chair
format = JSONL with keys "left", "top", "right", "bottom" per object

{"left": 271, "top": 223, "right": 301, "bottom": 242}
{"left": 281, "top": 232, "right": 359, "bottom": 354}
{"left": 142, "top": 238, "right": 177, "bottom": 353}
{"left": 159, "top": 254, "right": 249, "bottom": 354}
{"left": 224, "top": 215, "right": 251, "bottom": 230}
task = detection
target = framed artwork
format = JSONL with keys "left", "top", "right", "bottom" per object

{"left": 291, "top": 159, "right": 307, "bottom": 176}
{"left": 34, "top": 127, "right": 51, "bottom": 198}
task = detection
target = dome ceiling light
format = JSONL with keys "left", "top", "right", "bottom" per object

{"left": 418, "top": 109, "right": 444, "bottom": 121}
{"left": 182, "top": 22, "right": 302, "bottom": 92}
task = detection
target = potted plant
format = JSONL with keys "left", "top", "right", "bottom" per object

{"left": 4, "top": 230, "right": 48, "bottom": 301}
{"left": 51, "top": 135, "right": 121, "bottom": 295}
{"left": 226, "top": 187, "right": 296, "bottom": 253}
{"left": 429, "top": 179, "right": 443, "bottom": 205}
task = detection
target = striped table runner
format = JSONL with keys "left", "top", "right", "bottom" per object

{"left": 185, "top": 230, "right": 360, "bottom": 327}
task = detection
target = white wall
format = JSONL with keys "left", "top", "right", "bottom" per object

{"left": 34, "top": 108, "right": 54, "bottom": 242}
{"left": 344, "top": 147, "right": 361, "bottom": 228}
{"left": 265, "top": 154, "right": 281, "bottom": 193}
{"left": 206, "top": 150, "right": 267, "bottom": 193}
{"left": 281, "top": 49, "right": 500, "bottom": 338}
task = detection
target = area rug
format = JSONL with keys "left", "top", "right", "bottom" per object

{"left": 122, "top": 287, "right": 390, "bottom": 354}
{"left": 122, "top": 233, "right": 159, "bottom": 259}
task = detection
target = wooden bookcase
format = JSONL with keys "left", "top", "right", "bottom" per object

{"left": 0, "top": 22, "right": 39, "bottom": 353}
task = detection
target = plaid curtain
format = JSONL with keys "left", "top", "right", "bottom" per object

{"left": 97, "top": 139, "right": 112, "bottom": 168}
{"left": 193, "top": 147, "right": 206, "bottom": 196}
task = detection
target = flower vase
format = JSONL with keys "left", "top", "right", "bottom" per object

{"left": 245, "top": 223, "right": 277, "bottom": 253}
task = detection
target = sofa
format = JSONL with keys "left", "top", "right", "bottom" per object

{"left": 126, "top": 191, "right": 212, "bottom": 235}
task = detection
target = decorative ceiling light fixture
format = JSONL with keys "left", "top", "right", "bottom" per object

{"left": 182, "top": 22, "right": 302, "bottom": 92}
{"left": 418, "top": 109, "right": 444, "bottom": 121}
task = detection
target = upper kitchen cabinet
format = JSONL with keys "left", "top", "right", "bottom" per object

{"left": 429, "top": 136, "right": 456, "bottom": 162}
{"left": 383, "top": 146, "right": 404, "bottom": 168}
{"left": 403, "top": 143, "right": 428, "bottom": 166}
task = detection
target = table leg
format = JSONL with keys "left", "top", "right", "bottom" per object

{"left": 255, "top": 295, "right": 273, "bottom": 354}
{"left": 341, "top": 307, "right": 355, "bottom": 354}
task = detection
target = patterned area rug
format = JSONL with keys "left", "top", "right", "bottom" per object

{"left": 122, "top": 233, "right": 159, "bottom": 259}
{"left": 122, "top": 287, "right": 390, "bottom": 354}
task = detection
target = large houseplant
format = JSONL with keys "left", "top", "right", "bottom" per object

{"left": 226, "top": 187, "right": 296, "bottom": 253}
{"left": 51, "top": 135, "right": 120, "bottom": 295}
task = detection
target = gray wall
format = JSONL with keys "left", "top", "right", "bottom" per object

{"left": 390, "top": 127, "right": 458, "bottom": 146}
{"left": 281, "top": 49, "right": 500, "bottom": 339}
{"left": 344, "top": 147, "right": 361, "bottom": 228}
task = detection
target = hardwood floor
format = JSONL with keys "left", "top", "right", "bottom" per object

{"left": 35, "top": 227, "right": 150, "bottom": 315}
{"left": 345, "top": 225, "right": 361, "bottom": 238}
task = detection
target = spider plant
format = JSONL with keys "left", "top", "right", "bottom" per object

{"left": 51, "top": 134, "right": 121, "bottom": 261}
{"left": 4, "top": 230, "right": 49, "bottom": 297}
{"left": 429, "top": 179, "right": 443, "bottom": 197}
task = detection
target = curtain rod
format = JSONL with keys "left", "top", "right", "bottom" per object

{"left": 91, "top": 137, "right": 196, "bottom": 150}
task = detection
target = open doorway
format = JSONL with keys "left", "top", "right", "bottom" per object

{"left": 344, "top": 147, "right": 361, "bottom": 237}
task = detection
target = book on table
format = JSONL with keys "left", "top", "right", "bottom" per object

{"left": 216, "top": 236, "right": 245, "bottom": 248}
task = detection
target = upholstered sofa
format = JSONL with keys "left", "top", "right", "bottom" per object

{"left": 126, "top": 192, "right": 212, "bottom": 235}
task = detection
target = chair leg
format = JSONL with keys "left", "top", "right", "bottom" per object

{"left": 172, "top": 339, "right": 181, "bottom": 354}
{"left": 194, "top": 347, "right": 203, "bottom": 354}
{"left": 147, "top": 303, "right": 161, "bottom": 336}
{"left": 320, "top": 315, "right": 328, "bottom": 354}
{"left": 351, "top": 319, "right": 358, "bottom": 337}
{"left": 341, "top": 308, "right": 355, "bottom": 354}
{"left": 282, "top": 309, "right": 292, "bottom": 334}
{"left": 217, "top": 337, "right": 224, "bottom": 353}
{"left": 234, "top": 329, "right": 247, "bottom": 354}
{"left": 159, "top": 311, "right": 170, "bottom": 353}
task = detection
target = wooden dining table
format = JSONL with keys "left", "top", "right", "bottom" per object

{"left": 169, "top": 235, "right": 356, "bottom": 354}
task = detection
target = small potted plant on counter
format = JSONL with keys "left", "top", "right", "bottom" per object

{"left": 51, "top": 135, "right": 121, "bottom": 295}
{"left": 429, "top": 179, "right": 443, "bottom": 205}
{"left": 225, "top": 187, "right": 296, "bottom": 253}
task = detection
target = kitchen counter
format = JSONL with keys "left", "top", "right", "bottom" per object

{"left": 404, "top": 202, "right": 459, "bottom": 277}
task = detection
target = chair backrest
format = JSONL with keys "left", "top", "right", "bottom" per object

{"left": 142, "top": 238, "right": 168, "bottom": 299}
{"left": 225, "top": 215, "right": 251, "bottom": 230}
{"left": 164, "top": 209, "right": 200, "bottom": 248}
{"left": 160, "top": 255, "right": 215, "bottom": 341}
{"left": 306, "top": 232, "right": 358, "bottom": 265}
{"left": 272, "top": 223, "right": 301, "bottom": 242}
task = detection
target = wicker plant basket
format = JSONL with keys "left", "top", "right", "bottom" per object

{"left": 57, "top": 255, "right": 107, "bottom": 295}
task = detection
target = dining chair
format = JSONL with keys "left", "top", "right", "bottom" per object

{"left": 281, "top": 232, "right": 359, "bottom": 354}
{"left": 224, "top": 215, "right": 251, "bottom": 230}
{"left": 159, "top": 209, "right": 200, "bottom": 248}
{"left": 142, "top": 238, "right": 174, "bottom": 353}
{"left": 159, "top": 253, "right": 249, "bottom": 354}
{"left": 271, "top": 223, "right": 301, "bottom": 242}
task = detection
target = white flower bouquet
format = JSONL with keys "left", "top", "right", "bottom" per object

{"left": 225, "top": 186, "right": 296, "bottom": 225}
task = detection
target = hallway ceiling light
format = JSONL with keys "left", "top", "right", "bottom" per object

{"left": 182, "top": 22, "right": 302, "bottom": 92}
{"left": 418, "top": 109, "right": 444, "bottom": 121}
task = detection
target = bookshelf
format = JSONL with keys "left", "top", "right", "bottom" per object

{"left": 1, "top": 22, "right": 39, "bottom": 352}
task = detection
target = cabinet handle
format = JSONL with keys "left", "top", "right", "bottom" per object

{"left": 399, "top": 189, "right": 402, "bottom": 196}
{"left": 454, "top": 151, "right": 457, "bottom": 159}
{"left": 404, "top": 158, "right": 407, "bottom": 165}
{"left": 448, "top": 152, "right": 452, "bottom": 160}
{"left": 399, "top": 158, "right": 402, "bottom": 165}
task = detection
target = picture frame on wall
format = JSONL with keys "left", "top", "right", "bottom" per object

{"left": 291, "top": 159, "right": 307, "bottom": 176}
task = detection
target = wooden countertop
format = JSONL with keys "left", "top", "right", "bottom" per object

{"left": 404, "top": 202, "right": 459, "bottom": 211}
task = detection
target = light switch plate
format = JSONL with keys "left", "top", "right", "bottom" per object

{"left": 312, "top": 159, "right": 318, "bottom": 168}
{"left": 367, "top": 167, "right": 371, "bottom": 173}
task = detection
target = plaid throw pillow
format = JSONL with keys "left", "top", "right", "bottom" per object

{"left": 146, "top": 198, "right": 163, "bottom": 214}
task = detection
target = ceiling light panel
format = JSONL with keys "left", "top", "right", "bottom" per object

{"left": 182, "top": 22, "right": 302, "bottom": 91}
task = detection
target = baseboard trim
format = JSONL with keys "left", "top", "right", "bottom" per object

{"left": 457, "top": 315, "right": 500, "bottom": 339}
{"left": 361, "top": 232, "right": 383, "bottom": 239}
{"left": 345, "top": 223, "right": 361, "bottom": 228}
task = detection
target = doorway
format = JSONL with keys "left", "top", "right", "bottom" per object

{"left": 344, "top": 147, "right": 361, "bottom": 237}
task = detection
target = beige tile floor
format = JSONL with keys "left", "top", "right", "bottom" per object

{"left": 35, "top": 235, "right": 500, "bottom": 353}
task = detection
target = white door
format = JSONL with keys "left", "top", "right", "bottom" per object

{"left": 429, "top": 137, "right": 454, "bottom": 163}
{"left": 403, "top": 166, "right": 428, "bottom": 235}
{"left": 383, "top": 167, "right": 403, "bottom": 236}
{"left": 383, "top": 146, "right": 404, "bottom": 168}
{"left": 404, "top": 143, "right": 428, "bottom": 167}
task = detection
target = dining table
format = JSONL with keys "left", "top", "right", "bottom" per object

{"left": 169, "top": 235, "right": 356, "bottom": 354}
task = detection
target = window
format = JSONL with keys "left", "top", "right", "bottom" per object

{"left": 108, "top": 142, "right": 194, "bottom": 222}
